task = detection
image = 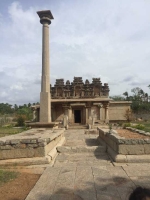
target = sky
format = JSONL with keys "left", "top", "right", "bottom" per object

{"left": 0, "top": 0, "right": 150, "bottom": 105}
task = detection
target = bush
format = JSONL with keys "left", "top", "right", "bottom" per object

{"left": 124, "top": 109, "right": 134, "bottom": 122}
{"left": 16, "top": 115, "right": 26, "bottom": 127}
{"left": 123, "top": 123, "right": 131, "bottom": 129}
{"left": 123, "top": 123, "right": 145, "bottom": 131}
{"left": 134, "top": 124, "right": 145, "bottom": 130}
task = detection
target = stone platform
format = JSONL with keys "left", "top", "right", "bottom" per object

{"left": 98, "top": 127, "right": 150, "bottom": 163}
{"left": 0, "top": 128, "right": 65, "bottom": 166}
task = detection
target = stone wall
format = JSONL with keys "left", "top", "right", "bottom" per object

{"left": 134, "top": 113, "right": 150, "bottom": 121}
{"left": 109, "top": 101, "right": 131, "bottom": 121}
{"left": 52, "top": 104, "right": 64, "bottom": 122}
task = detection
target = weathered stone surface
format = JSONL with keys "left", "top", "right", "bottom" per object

{"left": 118, "top": 144, "right": 145, "bottom": 155}
{"left": 144, "top": 144, "right": 150, "bottom": 154}
{"left": 0, "top": 145, "right": 12, "bottom": 150}
{"left": 0, "top": 128, "right": 65, "bottom": 161}
{"left": 126, "top": 155, "right": 150, "bottom": 163}
{"left": 107, "top": 146, "right": 127, "bottom": 163}
{"left": 11, "top": 140, "right": 20, "bottom": 144}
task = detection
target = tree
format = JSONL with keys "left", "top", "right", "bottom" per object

{"left": 14, "top": 104, "right": 18, "bottom": 111}
{"left": 123, "top": 91, "right": 128, "bottom": 100}
{"left": 128, "top": 87, "right": 150, "bottom": 113}
{"left": 0, "top": 103, "right": 13, "bottom": 114}
{"left": 28, "top": 103, "right": 31, "bottom": 107}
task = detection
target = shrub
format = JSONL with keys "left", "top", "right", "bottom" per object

{"left": 134, "top": 124, "right": 145, "bottom": 130}
{"left": 16, "top": 115, "right": 26, "bottom": 127}
{"left": 109, "top": 123, "right": 112, "bottom": 133}
{"left": 124, "top": 109, "right": 134, "bottom": 122}
{"left": 123, "top": 123, "right": 131, "bottom": 129}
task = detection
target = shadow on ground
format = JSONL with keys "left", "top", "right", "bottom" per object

{"left": 85, "top": 138, "right": 99, "bottom": 146}
{"left": 26, "top": 175, "right": 137, "bottom": 200}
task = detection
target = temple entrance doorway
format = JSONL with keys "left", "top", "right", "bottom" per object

{"left": 74, "top": 110, "right": 81, "bottom": 123}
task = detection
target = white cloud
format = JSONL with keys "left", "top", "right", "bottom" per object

{"left": 10, "top": 84, "right": 23, "bottom": 91}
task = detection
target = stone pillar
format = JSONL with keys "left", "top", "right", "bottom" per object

{"left": 68, "top": 108, "right": 72, "bottom": 123}
{"left": 99, "top": 104, "right": 103, "bottom": 120}
{"left": 85, "top": 107, "right": 88, "bottom": 124}
{"left": 37, "top": 10, "right": 54, "bottom": 123}
{"left": 104, "top": 103, "right": 109, "bottom": 123}
{"left": 32, "top": 108, "right": 36, "bottom": 121}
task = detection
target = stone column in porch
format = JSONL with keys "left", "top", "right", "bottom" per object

{"left": 85, "top": 107, "right": 88, "bottom": 124}
{"left": 98, "top": 103, "right": 103, "bottom": 121}
{"left": 104, "top": 103, "right": 109, "bottom": 123}
{"left": 62, "top": 104, "right": 70, "bottom": 128}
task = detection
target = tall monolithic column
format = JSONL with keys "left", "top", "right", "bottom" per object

{"left": 37, "top": 10, "right": 54, "bottom": 122}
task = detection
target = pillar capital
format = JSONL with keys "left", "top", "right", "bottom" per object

{"left": 37, "top": 10, "right": 54, "bottom": 25}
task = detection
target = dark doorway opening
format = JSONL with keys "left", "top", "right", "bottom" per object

{"left": 74, "top": 110, "right": 81, "bottom": 123}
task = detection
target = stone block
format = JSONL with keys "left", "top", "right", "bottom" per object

{"left": 0, "top": 145, "right": 12, "bottom": 150}
{"left": 5, "top": 140, "right": 11, "bottom": 145}
{"left": 34, "top": 147, "right": 45, "bottom": 157}
{"left": 27, "top": 144, "right": 38, "bottom": 148}
{"left": 11, "top": 140, "right": 20, "bottom": 144}
{"left": 19, "top": 144, "right": 27, "bottom": 149}
{"left": 0, "top": 141, "right": 5, "bottom": 146}
{"left": 126, "top": 155, "right": 150, "bottom": 163}
{"left": 144, "top": 144, "right": 150, "bottom": 154}
{"left": 0, "top": 146, "right": 45, "bottom": 159}
{"left": 45, "top": 134, "right": 61, "bottom": 155}
{"left": 118, "top": 144, "right": 145, "bottom": 155}
{"left": 38, "top": 142, "right": 47, "bottom": 147}
{"left": 107, "top": 146, "right": 127, "bottom": 163}
{"left": 29, "top": 140, "right": 37, "bottom": 144}
{"left": 21, "top": 139, "right": 32, "bottom": 144}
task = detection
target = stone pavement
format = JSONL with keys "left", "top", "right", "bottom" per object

{"left": 25, "top": 130, "right": 150, "bottom": 200}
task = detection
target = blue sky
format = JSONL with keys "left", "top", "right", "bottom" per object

{"left": 0, "top": 0, "right": 150, "bottom": 105}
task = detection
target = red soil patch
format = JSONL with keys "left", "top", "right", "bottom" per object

{"left": 117, "top": 129, "right": 150, "bottom": 139}
{"left": 0, "top": 172, "right": 40, "bottom": 200}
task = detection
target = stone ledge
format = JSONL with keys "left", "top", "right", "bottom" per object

{"left": 27, "top": 122, "right": 59, "bottom": 128}
{"left": 107, "top": 146, "right": 150, "bottom": 163}
{"left": 97, "top": 127, "right": 150, "bottom": 145}
{"left": 57, "top": 145, "right": 106, "bottom": 155}
{"left": 126, "top": 127, "right": 150, "bottom": 136}
{"left": 0, "top": 157, "right": 51, "bottom": 166}
{"left": 84, "top": 129, "right": 98, "bottom": 134}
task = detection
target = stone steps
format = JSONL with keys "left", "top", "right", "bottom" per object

{"left": 56, "top": 145, "right": 106, "bottom": 155}
{"left": 68, "top": 125, "right": 88, "bottom": 129}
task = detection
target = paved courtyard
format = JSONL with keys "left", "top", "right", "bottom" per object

{"left": 26, "top": 129, "right": 150, "bottom": 200}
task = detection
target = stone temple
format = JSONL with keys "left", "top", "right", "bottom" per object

{"left": 33, "top": 77, "right": 131, "bottom": 126}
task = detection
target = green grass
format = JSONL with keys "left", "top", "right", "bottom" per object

{"left": 0, "top": 127, "right": 26, "bottom": 138}
{"left": 131, "top": 121, "right": 150, "bottom": 132}
{"left": 0, "top": 169, "right": 19, "bottom": 186}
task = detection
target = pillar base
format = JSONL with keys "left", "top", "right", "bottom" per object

{"left": 40, "top": 92, "right": 51, "bottom": 123}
